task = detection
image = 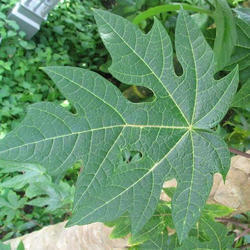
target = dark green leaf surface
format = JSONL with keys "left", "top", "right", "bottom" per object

{"left": 26, "top": 181, "right": 74, "bottom": 212}
{"left": 205, "top": 10, "right": 249, "bottom": 81}
{"left": 106, "top": 201, "right": 172, "bottom": 244}
{"left": 108, "top": 197, "right": 233, "bottom": 249}
{"left": 135, "top": 231, "right": 168, "bottom": 249}
{"left": 213, "top": 0, "right": 237, "bottom": 71}
{"left": 179, "top": 215, "right": 234, "bottom": 249}
{"left": 0, "top": 10, "right": 238, "bottom": 241}
{"left": 0, "top": 161, "right": 48, "bottom": 189}
{"left": 105, "top": 214, "right": 131, "bottom": 239}
{"left": 231, "top": 79, "right": 250, "bottom": 110}
{"left": 0, "top": 190, "right": 26, "bottom": 223}
{"left": 226, "top": 8, "right": 250, "bottom": 81}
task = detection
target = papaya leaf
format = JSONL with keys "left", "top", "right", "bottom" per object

{"left": 213, "top": 0, "right": 237, "bottom": 71}
{"left": 0, "top": 10, "right": 238, "bottom": 242}
{"left": 234, "top": 8, "right": 250, "bottom": 50}
{"left": 129, "top": 202, "right": 171, "bottom": 245}
{"left": 133, "top": 202, "right": 234, "bottom": 249}
{"left": 26, "top": 181, "right": 74, "bottom": 212}
{"left": 203, "top": 203, "right": 234, "bottom": 219}
{"left": 226, "top": 8, "right": 250, "bottom": 82}
{"left": 106, "top": 201, "right": 172, "bottom": 244}
{"left": 231, "top": 79, "right": 250, "bottom": 110}
{"left": 132, "top": 231, "right": 169, "bottom": 250}
{"left": 234, "top": 7, "right": 250, "bottom": 24}
{"left": 145, "top": 221, "right": 232, "bottom": 250}
{"left": 179, "top": 215, "right": 234, "bottom": 249}
{"left": 0, "top": 161, "right": 48, "bottom": 189}
{"left": 105, "top": 214, "right": 131, "bottom": 239}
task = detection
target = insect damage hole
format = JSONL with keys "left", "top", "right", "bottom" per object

{"left": 122, "top": 85, "right": 155, "bottom": 103}
{"left": 173, "top": 56, "right": 183, "bottom": 77}
{"left": 121, "top": 149, "right": 143, "bottom": 164}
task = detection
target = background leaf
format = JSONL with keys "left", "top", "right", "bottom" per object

{"left": 213, "top": 0, "right": 237, "bottom": 71}
{"left": 179, "top": 215, "right": 234, "bottom": 249}
{"left": 133, "top": 231, "right": 168, "bottom": 250}
{"left": 231, "top": 79, "right": 250, "bottom": 110}
{"left": 0, "top": 241, "right": 11, "bottom": 250}
{"left": 26, "top": 181, "right": 74, "bottom": 212}
{"left": 225, "top": 7, "right": 250, "bottom": 82}
{"left": 0, "top": 161, "right": 48, "bottom": 189}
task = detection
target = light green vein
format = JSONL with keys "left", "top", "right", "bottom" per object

{"left": 44, "top": 68, "right": 127, "bottom": 124}
{"left": 72, "top": 130, "right": 189, "bottom": 225}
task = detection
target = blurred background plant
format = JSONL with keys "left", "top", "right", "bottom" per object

{"left": 105, "top": 189, "right": 250, "bottom": 249}
{"left": 0, "top": 160, "right": 78, "bottom": 241}
{"left": 0, "top": 0, "right": 107, "bottom": 137}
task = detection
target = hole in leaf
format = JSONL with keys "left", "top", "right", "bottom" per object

{"left": 60, "top": 100, "right": 77, "bottom": 114}
{"left": 101, "top": 0, "right": 116, "bottom": 9}
{"left": 121, "top": 149, "right": 142, "bottom": 164}
{"left": 98, "top": 72, "right": 154, "bottom": 103}
{"left": 213, "top": 70, "right": 228, "bottom": 80}
{"left": 23, "top": 205, "right": 34, "bottom": 214}
{"left": 122, "top": 86, "right": 154, "bottom": 103}
{"left": 173, "top": 56, "right": 183, "bottom": 76}
{"left": 63, "top": 160, "right": 82, "bottom": 184}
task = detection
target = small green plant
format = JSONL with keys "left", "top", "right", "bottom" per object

{"left": 0, "top": 161, "right": 74, "bottom": 241}
{"left": 0, "top": 7, "right": 240, "bottom": 248}
{"left": 0, "top": 240, "right": 24, "bottom": 250}
{"left": 106, "top": 195, "right": 235, "bottom": 249}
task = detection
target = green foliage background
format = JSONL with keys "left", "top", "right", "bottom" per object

{"left": 0, "top": 0, "right": 107, "bottom": 135}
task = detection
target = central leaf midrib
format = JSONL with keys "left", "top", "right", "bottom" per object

{"left": 0, "top": 124, "right": 188, "bottom": 154}
{"left": 179, "top": 131, "right": 195, "bottom": 241}
{"left": 73, "top": 127, "right": 125, "bottom": 211}
{"left": 182, "top": 12, "right": 198, "bottom": 125}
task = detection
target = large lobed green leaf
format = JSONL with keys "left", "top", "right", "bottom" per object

{"left": 0, "top": 10, "right": 238, "bottom": 242}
